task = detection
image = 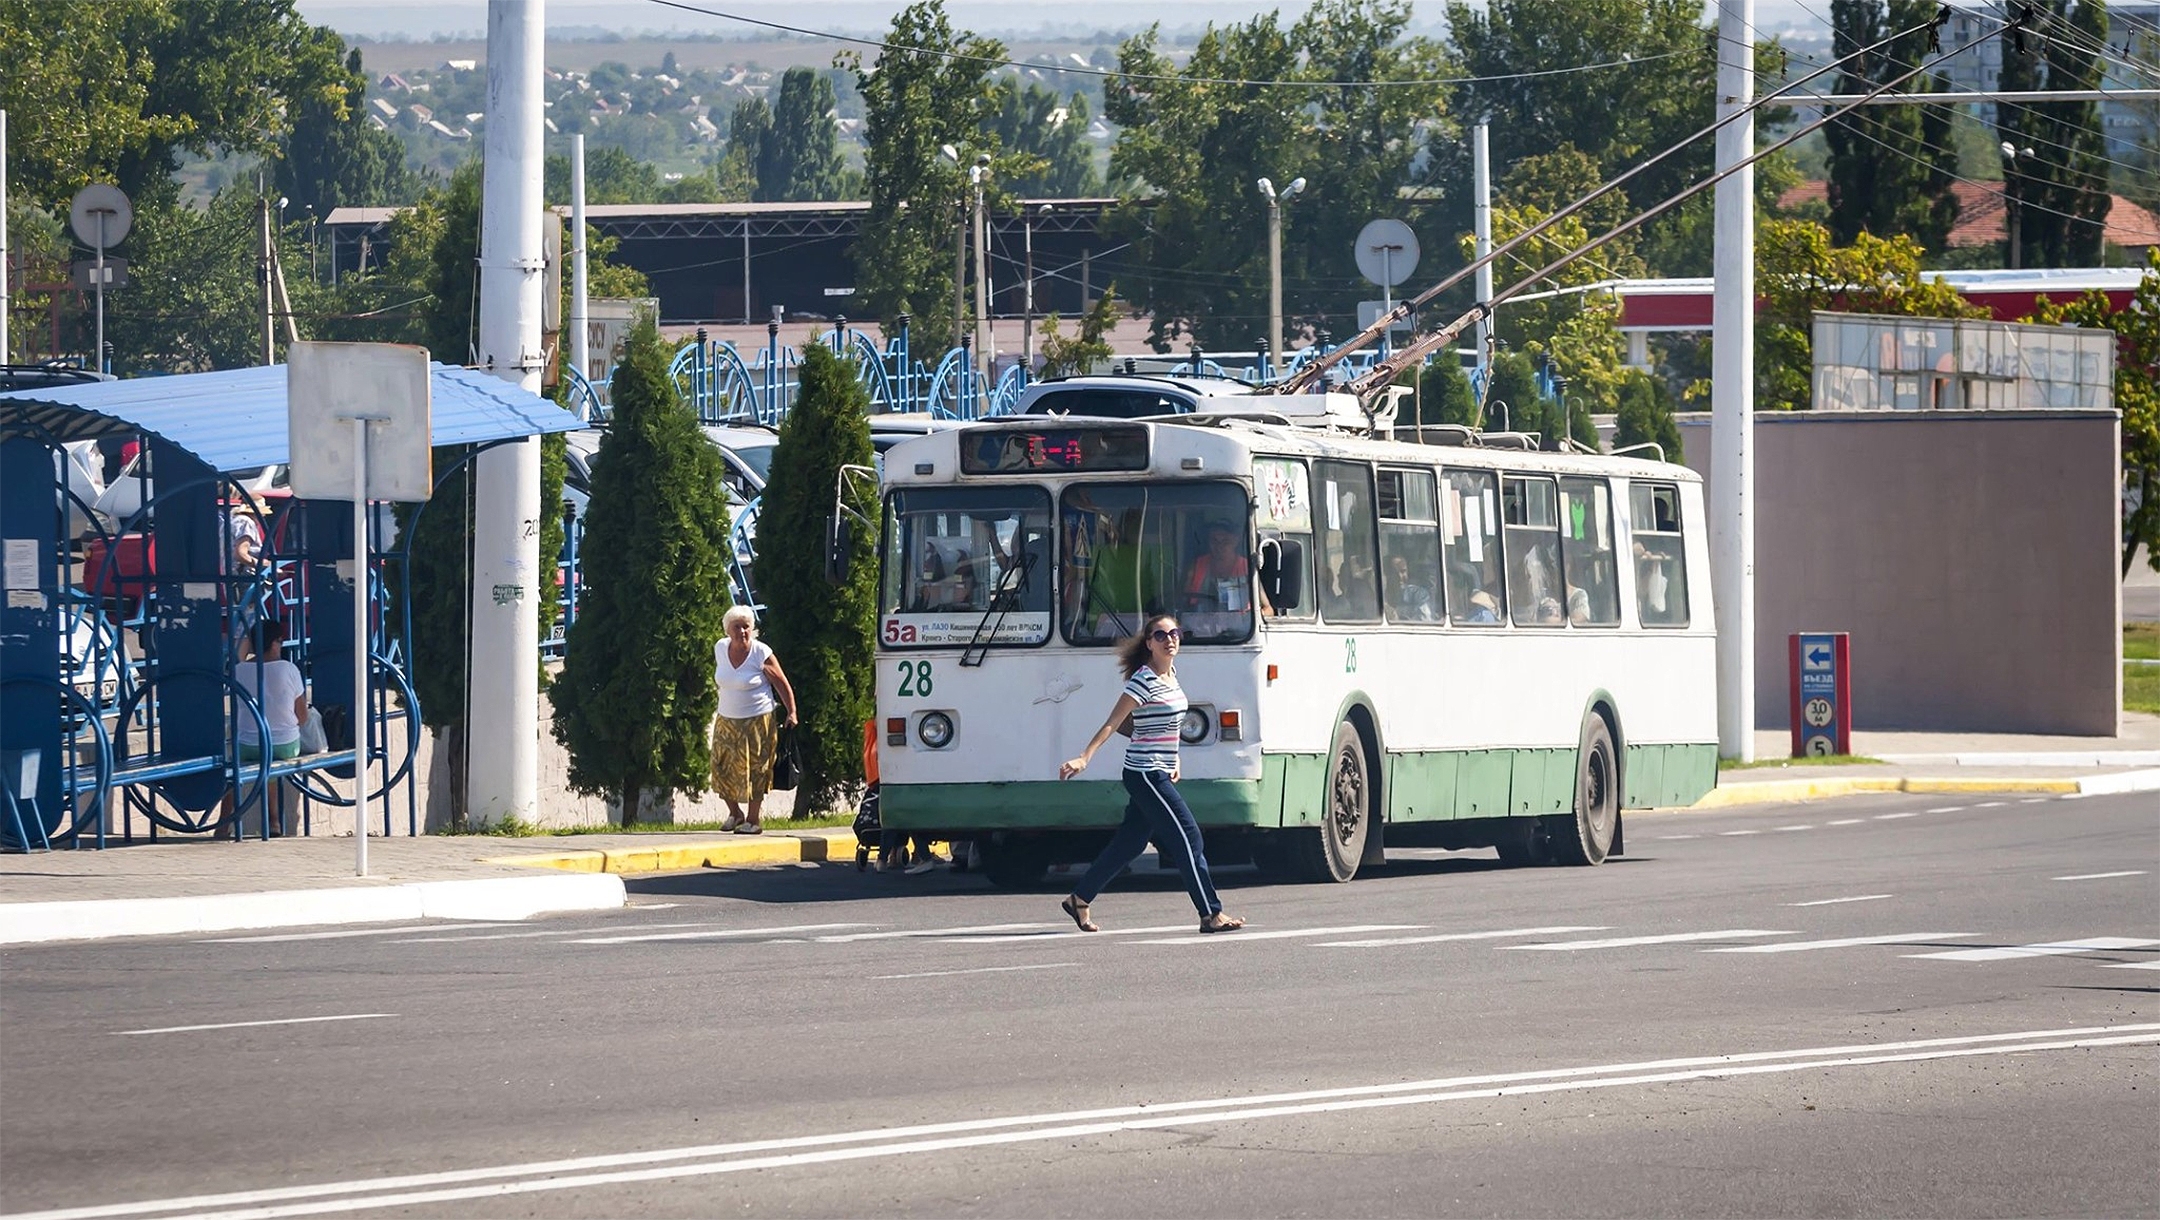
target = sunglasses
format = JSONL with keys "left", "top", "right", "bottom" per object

{"left": 1150, "top": 627, "right": 1182, "bottom": 642}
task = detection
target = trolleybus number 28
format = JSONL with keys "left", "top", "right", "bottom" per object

{"left": 895, "top": 660, "right": 935, "bottom": 697}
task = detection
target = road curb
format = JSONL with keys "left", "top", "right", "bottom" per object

{"left": 488, "top": 830, "right": 858, "bottom": 875}
{"left": 0, "top": 873, "right": 627, "bottom": 946}
{"left": 1691, "top": 770, "right": 2160, "bottom": 810}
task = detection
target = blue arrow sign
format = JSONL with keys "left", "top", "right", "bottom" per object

{"left": 1803, "top": 642, "right": 1833, "bottom": 670}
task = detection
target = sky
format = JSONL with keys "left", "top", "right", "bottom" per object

{"left": 294, "top": 0, "right": 1835, "bottom": 43}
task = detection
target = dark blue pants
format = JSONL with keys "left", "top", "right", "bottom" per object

{"left": 1073, "top": 768, "right": 1224, "bottom": 918}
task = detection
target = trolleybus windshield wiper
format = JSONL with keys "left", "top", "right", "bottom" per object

{"left": 959, "top": 550, "right": 1039, "bottom": 668}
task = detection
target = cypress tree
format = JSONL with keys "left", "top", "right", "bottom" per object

{"left": 1612, "top": 370, "right": 1685, "bottom": 463}
{"left": 753, "top": 341, "right": 880, "bottom": 815}
{"left": 551, "top": 319, "right": 734, "bottom": 824}
{"left": 1415, "top": 354, "right": 1479, "bottom": 428}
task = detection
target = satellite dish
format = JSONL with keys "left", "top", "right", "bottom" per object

{"left": 70, "top": 184, "right": 133, "bottom": 250}
{"left": 1355, "top": 218, "right": 1419, "bottom": 287}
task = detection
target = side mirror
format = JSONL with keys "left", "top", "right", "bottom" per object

{"left": 824, "top": 515, "right": 852, "bottom": 587}
{"left": 1258, "top": 537, "right": 1303, "bottom": 611}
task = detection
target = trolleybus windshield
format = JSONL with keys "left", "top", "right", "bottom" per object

{"left": 1058, "top": 481, "right": 1255, "bottom": 646}
{"left": 879, "top": 487, "right": 1054, "bottom": 649}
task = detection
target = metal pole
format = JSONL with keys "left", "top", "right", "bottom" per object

{"left": 1379, "top": 246, "right": 1395, "bottom": 358}
{"left": 972, "top": 167, "right": 990, "bottom": 384}
{"left": 1713, "top": 0, "right": 1756, "bottom": 762}
{"left": 571, "top": 133, "right": 589, "bottom": 419}
{"left": 259, "top": 198, "right": 273, "bottom": 366}
{"left": 95, "top": 215, "right": 108, "bottom": 375}
{"left": 1268, "top": 197, "right": 1283, "bottom": 377}
{"left": 351, "top": 415, "right": 370, "bottom": 876}
{"left": 2, "top": 109, "right": 10, "bottom": 364}
{"left": 954, "top": 204, "right": 966, "bottom": 345}
{"left": 741, "top": 222, "right": 751, "bottom": 326}
{"left": 1473, "top": 121, "right": 1494, "bottom": 379}
{"left": 1023, "top": 207, "right": 1035, "bottom": 372}
{"left": 467, "top": 0, "right": 545, "bottom": 828}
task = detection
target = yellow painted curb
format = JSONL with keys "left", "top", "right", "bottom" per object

{"left": 1691, "top": 775, "right": 2082, "bottom": 810}
{"left": 487, "top": 831, "right": 861, "bottom": 875}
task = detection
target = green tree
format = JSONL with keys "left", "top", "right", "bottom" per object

{"left": 98, "top": 187, "right": 271, "bottom": 372}
{"left": 1036, "top": 286, "right": 1121, "bottom": 378}
{"left": 767, "top": 68, "right": 850, "bottom": 201}
{"left": 1415, "top": 353, "right": 1480, "bottom": 428}
{"left": 2030, "top": 250, "right": 2160, "bottom": 577}
{"left": 1612, "top": 369, "right": 1684, "bottom": 462}
{"left": 1755, "top": 217, "right": 1985, "bottom": 410}
{"left": 552, "top": 318, "right": 735, "bottom": 825}
{"left": 751, "top": 341, "right": 879, "bottom": 814}
{"left": 1822, "top": 0, "right": 1959, "bottom": 251}
{"left": 277, "top": 42, "right": 419, "bottom": 215}
{"left": 1997, "top": 0, "right": 2113, "bottom": 268}
{"left": 717, "top": 98, "right": 772, "bottom": 202}
{"left": 844, "top": 0, "right": 1004, "bottom": 350}
{"left": 983, "top": 79, "right": 1099, "bottom": 197}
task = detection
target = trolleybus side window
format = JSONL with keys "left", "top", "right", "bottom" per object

{"left": 1502, "top": 475, "right": 1564, "bottom": 627}
{"left": 1058, "top": 480, "right": 1254, "bottom": 646}
{"left": 1559, "top": 476, "right": 1620, "bottom": 626}
{"left": 878, "top": 487, "right": 1054, "bottom": 648}
{"left": 1442, "top": 468, "right": 1504, "bottom": 626}
{"left": 1313, "top": 461, "right": 1380, "bottom": 624}
{"left": 1629, "top": 481, "right": 1690, "bottom": 627}
{"left": 1377, "top": 467, "right": 1442, "bottom": 624}
{"left": 1253, "top": 456, "right": 1313, "bottom": 621}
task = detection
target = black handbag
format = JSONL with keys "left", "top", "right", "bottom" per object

{"left": 770, "top": 722, "right": 802, "bottom": 791}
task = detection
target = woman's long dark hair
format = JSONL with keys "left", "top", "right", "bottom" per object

{"left": 1117, "top": 613, "right": 1177, "bottom": 679}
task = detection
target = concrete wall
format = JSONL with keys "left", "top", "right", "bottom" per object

{"left": 1673, "top": 410, "right": 2122, "bottom": 735}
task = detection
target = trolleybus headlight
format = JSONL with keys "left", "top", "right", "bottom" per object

{"left": 1179, "top": 706, "right": 1211, "bottom": 744}
{"left": 917, "top": 711, "right": 955, "bottom": 749}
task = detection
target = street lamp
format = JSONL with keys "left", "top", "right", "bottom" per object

{"left": 1999, "top": 142, "right": 2035, "bottom": 270}
{"left": 970, "top": 153, "right": 991, "bottom": 382}
{"left": 1256, "top": 175, "right": 1305, "bottom": 378}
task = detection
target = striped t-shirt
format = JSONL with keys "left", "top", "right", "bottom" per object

{"left": 1121, "top": 664, "right": 1188, "bottom": 773}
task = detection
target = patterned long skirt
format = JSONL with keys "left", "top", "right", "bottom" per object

{"left": 710, "top": 710, "right": 779, "bottom": 804}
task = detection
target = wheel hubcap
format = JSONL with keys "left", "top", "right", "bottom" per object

{"left": 1332, "top": 746, "right": 1364, "bottom": 844}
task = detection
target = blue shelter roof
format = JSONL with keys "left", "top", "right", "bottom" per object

{"left": 0, "top": 363, "right": 580, "bottom": 473}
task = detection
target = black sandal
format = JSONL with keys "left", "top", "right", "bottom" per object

{"left": 1061, "top": 896, "right": 1100, "bottom": 933}
{"left": 1198, "top": 914, "right": 1245, "bottom": 934}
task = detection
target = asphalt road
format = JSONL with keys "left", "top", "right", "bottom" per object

{"left": 3, "top": 789, "right": 2155, "bottom": 1219}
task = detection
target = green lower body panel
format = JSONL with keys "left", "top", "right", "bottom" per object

{"left": 1626, "top": 742, "right": 1718, "bottom": 808}
{"left": 883, "top": 777, "right": 1268, "bottom": 831}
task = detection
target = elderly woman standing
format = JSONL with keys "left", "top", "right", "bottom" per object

{"left": 711, "top": 605, "right": 798, "bottom": 833}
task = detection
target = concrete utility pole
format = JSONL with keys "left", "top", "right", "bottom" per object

{"left": 971, "top": 154, "right": 991, "bottom": 384}
{"left": 468, "top": 0, "right": 545, "bottom": 827}
{"left": 2, "top": 110, "right": 10, "bottom": 364}
{"left": 1473, "top": 122, "right": 1494, "bottom": 381}
{"left": 1257, "top": 175, "right": 1304, "bottom": 377}
{"left": 259, "top": 196, "right": 276, "bottom": 366}
{"left": 571, "top": 132, "right": 589, "bottom": 418}
{"left": 1712, "top": 0, "right": 1756, "bottom": 762}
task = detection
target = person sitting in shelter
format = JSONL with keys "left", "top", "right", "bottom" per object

{"left": 225, "top": 619, "right": 310, "bottom": 835}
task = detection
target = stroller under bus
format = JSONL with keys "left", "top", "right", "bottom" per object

{"left": 853, "top": 782, "right": 971, "bottom": 873}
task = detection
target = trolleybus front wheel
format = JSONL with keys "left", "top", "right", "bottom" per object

{"left": 1287, "top": 720, "right": 1371, "bottom": 883}
{"left": 1548, "top": 713, "right": 1619, "bottom": 866}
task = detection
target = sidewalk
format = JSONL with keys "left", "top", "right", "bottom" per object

{"left": 6, "top": 723, "right": 2156, "bottom": 946}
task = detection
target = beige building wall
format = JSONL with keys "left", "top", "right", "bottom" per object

{"left": 1672, "top": 410, "right": 2122, "bottom": 735}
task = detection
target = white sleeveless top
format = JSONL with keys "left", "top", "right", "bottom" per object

{"left": 713, "top": 639, "right": 776, "bottom": 719}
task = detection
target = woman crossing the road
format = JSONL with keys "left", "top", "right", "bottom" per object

{"left": 1056, "top": 613, "right": 1244, "bottom": 935}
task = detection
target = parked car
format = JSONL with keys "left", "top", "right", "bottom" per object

{"left": 1014, "top": 374, "right": 1259, "bottom": 419}
{"left": 92, "top": 453, "right": 286, "bottom": 536}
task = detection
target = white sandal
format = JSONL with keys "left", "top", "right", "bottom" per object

{"left": 720, "top": 815, "right": 745, "bottom": 832}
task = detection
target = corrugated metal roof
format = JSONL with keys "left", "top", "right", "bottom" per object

{"left": 0, "top": 363, "right": 579, "bottom": 473}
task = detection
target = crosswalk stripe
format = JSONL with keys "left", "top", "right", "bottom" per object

{"left": 568, "top": 923, "right": 870, "bottom": 945}
{"left": 1706, "top": 932, "right": 1974, "bottom": 954}
{"left": 817, "top": 923, "right": 1058, "bottom": 943}
{"left": 942, "top": 925, "right": 1191, "bottom": 943}
{"left": 1785, "top": 894, "right": 1891, "bottom": 907}
{"left": 1319, "top": 925, "right": 1610, "bottom": 948}
{"left": 1775, "top": 825, "right": 1814, "bottom": 832}
{"left": 1655, "top": 833, "right": 1700, "bottom": 840}
{"left": 202, "top": 924, "right": 510, "bottom": 944}
{"left": 1907, "top": 937, "right": 2160, "bottom": 963}
{"left": 1874, "top": 812, "right": 1917, "bottom": 820}
{"left": 2053, "top": 870, "right": 2148, "bottom": 882}
{"left": 1826, "top": 818, "right": 1863, "bottom": 826}
{"left": 2100, "top": 960, "right": 2160, "bottom": 971}
{"left": 1137, "top": 924, "right": 1425, "bottom": 946}
{"left": 1511, "top": 929, "right": 1794, "bottom": 951}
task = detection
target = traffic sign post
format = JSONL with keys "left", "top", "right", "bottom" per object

{"left": 1788, "top": 631, "right": 1852, "bottom": 757}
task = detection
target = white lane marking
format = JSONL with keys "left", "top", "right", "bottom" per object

{"left": 1975, "top": 801, "right": 2008, "bottom": 809}
{"left": 1908, "top": 936, "right": 2160, "bottom": 963}
{"left": 1775, "top": 825, "right": 1814, "bottom": 832}
{"left": 387, "top": 930, "right": 596, "bottom": 944}
{"left": 1319, "top": 925, "right": 1610, "bottom": 948}
{"left": 1874, "top": 812, "right": 1918, "bottom": 820}
{"left": 630, "top": 903, "right": 681, "bottom": 910}
{"left": 2054, "top": 870, "right": 2148, "bottom": 882}
{"left": 2101, "top": 960, "right": 2160, "bottom": 971}
{"left": 1137, "top": 924, "right": 1424, "bottom": 946}
{"left": 2020, "top": 797, "right": 2050, "bottom": 804}
{"left": 1655, "top": 833, "right": 1700, "bottom": 840}
{"left": 942, "top": 925, "right": 1190, "bottom": 943}
{"left": 1707, "top": 932, "right": 1975, "bottom": 954}
{"left": 112, "top": 1014, "right": 394, "bottom": 1037}
{"left": 1926, "top": 806, "right": 1963, "bottom": 814}
{"left": 874, "top": 963, "right": 1078, "bottom": 981}
{"left": 200, "top": 925, "right": 509, "bottom": 944}
{"left": 1827, "top": 818, "right": 1863, "bottom": 826}
{"left": 1512, "top": 929, "right": 1794, "bottom": 951}
{"left": 1717, "top": 829, "right": 1759, "bottom": 836}
{"left": 817, "top": 923, "right": 1056, "bottom": 943}
{"left": 1785, "top": 894, "right": 1893, "bottom": 907}
{"left": 26, "top": 1024, "right": 2158, "bottom": 1220}
{"left": 568, "top": 923, "right": 869, "bottom": 945}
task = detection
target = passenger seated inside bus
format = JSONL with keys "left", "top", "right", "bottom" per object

{"left": 910, "top": 540, "right": 982, "bottom": 612}
{"left": 1386, "top": 553, "right": 1437, "bottom": 621}
{"left": 1183, "top": 520, "right": 1271, "bottom": 616}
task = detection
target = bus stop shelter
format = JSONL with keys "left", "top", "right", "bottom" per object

{"left": 0, "top": 363, "right": 580, "bottom": 850}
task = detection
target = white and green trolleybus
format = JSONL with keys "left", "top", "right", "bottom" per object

{"left": 871, "top": 406, "right": 1717, "bottom": 887}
